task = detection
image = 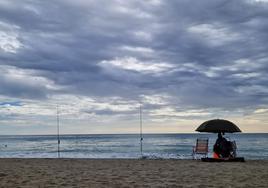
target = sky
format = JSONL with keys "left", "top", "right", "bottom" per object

{"left": 0, "top": 0, "right": 268, "bottom": 134}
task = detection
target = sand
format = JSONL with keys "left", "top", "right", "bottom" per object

{"left": 0, "top": 159, "right": 267, "bottom": 188}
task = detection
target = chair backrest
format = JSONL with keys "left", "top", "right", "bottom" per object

{"left": 231, "top": 141, "right": 237, "bottom": 150}
{"left": 230, "top": 140, "right": 237, "bottom": 158}
{"left": 195, "top": 138, "right": 209, "bottom": 154}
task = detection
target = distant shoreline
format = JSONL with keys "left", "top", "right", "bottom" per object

{"left": 0, "top": 132, "right": 267, "bottom": 136}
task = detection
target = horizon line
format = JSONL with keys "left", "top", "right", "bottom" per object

{"left": 0, "top": 132, "right": 267, "bottom": 136}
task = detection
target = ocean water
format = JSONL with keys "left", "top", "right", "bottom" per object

{"left": 0, "top": 134, "right": 267, "bottom": 159}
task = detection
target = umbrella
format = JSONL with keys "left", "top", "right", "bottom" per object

{"left": 196, "top": 119, "right": 241, "bottom": 133}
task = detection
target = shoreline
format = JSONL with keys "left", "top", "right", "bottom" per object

{"left": 0, "top": 157, "right": 267, "bottom": 160}
{"left": 0, "top": 159, "right": 267, "bottom": 187}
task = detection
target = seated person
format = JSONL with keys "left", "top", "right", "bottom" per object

{"left": 213, "top": 132, "right": 232, "bottom": 158}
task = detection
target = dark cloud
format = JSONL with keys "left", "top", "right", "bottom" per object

{"left": 0, "top": 74, "right": 48, "bottom": 99}
{"left": 0, "top": 0, "right": 268, "bottom": 115}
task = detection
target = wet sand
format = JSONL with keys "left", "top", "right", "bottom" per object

{"left": 0, "top": 159, "right": 267, "bottom": 187}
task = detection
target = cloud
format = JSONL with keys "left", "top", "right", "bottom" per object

{"left": 150, "top": 107, "right": 212, "bottom": 118}
{"left": 0, "top": 0, "right": 268, "bottom": 133}
{"left": 99, "top": 57, "right": 174, "bottom": 74}
{"left": 0, "top": 101, "right": 21, "bottom": 107}
{"left": 0, "top": 21, "right": 22, "bottom": 53}
{"left": 188, "top": 23, "right": 241, "bottom": 46}
{"left": 119, "top": 46, "right": 154, "bottom": 55}
{"left": 254, "top": 108, "right": 268, "bottom": 114}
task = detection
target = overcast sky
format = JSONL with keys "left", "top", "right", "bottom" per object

{"left": 0, "top": 0, "right": 268, "bottom": 134}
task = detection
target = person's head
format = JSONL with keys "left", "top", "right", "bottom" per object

{"left": 218, "top": 132, "right": 222, "bottom": 138}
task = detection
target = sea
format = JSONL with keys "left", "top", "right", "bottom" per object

{"left": 0, "top": 133, "right": 267, "bottom": 159}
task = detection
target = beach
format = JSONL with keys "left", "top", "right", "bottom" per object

{"left": 0, "top": 159, "right": 267, "bottom": 187}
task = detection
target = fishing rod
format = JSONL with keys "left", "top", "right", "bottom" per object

{"left": 140, "top": 103, "right": 143, "bottom": 157}
{"left": 57, "top": 105, "right": 60, "bottom": 158}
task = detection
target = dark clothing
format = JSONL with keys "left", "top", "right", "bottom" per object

{"left": 213, "top": 134, "right": 231, "bottom": 158}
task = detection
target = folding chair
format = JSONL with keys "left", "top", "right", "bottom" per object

{"left": 229, "top": 140, "right": 237, "bottom": 158}
{"left": 192, "top": 138, "right": 209, "bottom": 159}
